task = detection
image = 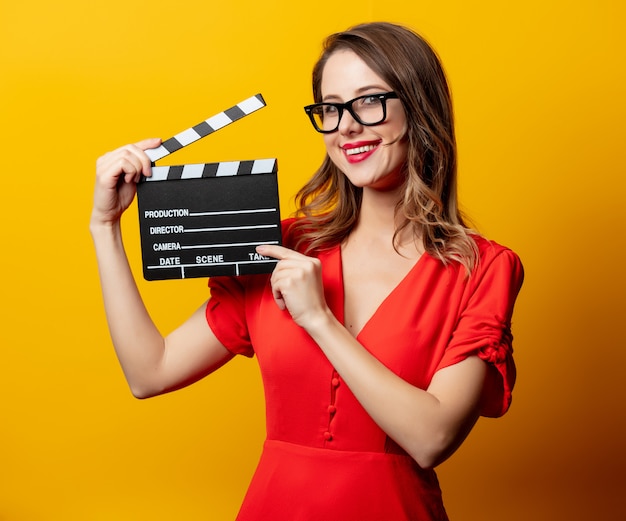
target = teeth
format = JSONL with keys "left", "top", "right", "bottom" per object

{"left": 345, "top": 144, "right": 377, "bottom": 156}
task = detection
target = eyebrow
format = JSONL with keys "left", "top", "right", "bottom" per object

{"left": 322, "top": 85, "right": 390, "bottom": 102}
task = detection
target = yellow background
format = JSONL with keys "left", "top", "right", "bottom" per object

{"left": 1, "top": 1, "right": 624, "bottom": 519}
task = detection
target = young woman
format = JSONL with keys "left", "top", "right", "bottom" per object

{"left": 91, "top": 22, "right": 523, "bottom": 521}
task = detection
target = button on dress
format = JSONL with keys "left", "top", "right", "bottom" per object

{"left": 206, "top": 219, "right": 524, "bottom": 520}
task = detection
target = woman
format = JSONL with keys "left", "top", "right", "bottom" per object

{"left": 91, "top": 22, "right": 523, "bottom": 521}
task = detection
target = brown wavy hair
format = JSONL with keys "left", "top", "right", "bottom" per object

{"left": 292, "top": 22, "right": 479, "bottom": 272}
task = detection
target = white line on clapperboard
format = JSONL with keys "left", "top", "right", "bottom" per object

{"left": 181, "top": 241, "right": 279, "bottom": 251}
{"left": 186, "top": 224, "right": 277, "bottom": 233}
{"left": 189, "top": 208, "right": 276, "bottom": 217}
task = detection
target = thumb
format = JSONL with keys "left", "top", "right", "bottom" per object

{"left": 136, "top": 137, "right": 162, "bottom": 151}
{"left": 272, "top": 288, "right": 287, "bottom": 311}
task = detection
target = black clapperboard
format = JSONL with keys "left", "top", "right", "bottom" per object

{"left": 137, "top": 94, "right": 281, "bottom": 280}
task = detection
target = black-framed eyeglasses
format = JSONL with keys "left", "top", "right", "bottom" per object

{"left": 304, "top": 92, "right": 399, "bottom": 134}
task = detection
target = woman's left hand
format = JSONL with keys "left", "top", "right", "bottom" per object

{"left": 256, "top": 245, "right": 330, "bottom": 330}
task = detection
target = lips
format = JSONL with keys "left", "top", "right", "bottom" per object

{"left": 341, "top": 140, "right": 381, "bottom": 163}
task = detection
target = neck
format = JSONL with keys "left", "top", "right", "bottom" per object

{"left": 350, "top": 186, "right": 419, "bottom": 253}
{"left": 359, "top": 188, "right": 399, "bottom": 229}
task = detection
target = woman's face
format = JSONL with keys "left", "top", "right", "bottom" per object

{"left": 320, "top": 50, "right": 408, "bottom": 192}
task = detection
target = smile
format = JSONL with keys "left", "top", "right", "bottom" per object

{"left": 340, "top": 141, "right": 382, "bottom": 164}
{"left": 344, "top": 144, "right": 378, "bottom": 156}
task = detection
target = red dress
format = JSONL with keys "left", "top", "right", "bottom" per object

{"left": 206, "top": 219, "right": 524, "bottom": 521}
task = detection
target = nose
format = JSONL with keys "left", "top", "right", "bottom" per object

{"left": 337, "top": 108, "right": 362, "bottom": 135}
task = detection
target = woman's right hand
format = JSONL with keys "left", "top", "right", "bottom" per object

{"left": 91, "top": 138, "right": 161, "bottom": 228}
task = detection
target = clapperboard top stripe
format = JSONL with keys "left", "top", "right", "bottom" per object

{"left": 145, "top": 93, "right": 266, "bottom": 163}
{"left": 147, "top": 158, "right": 278, "bottom": 182}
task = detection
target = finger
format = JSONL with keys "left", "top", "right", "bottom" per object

{"left": 135, "top": 137, "right": 162, "bottom": 151}
{"left": 98, "top": 139, "right": 161, "bottom": 182}
{"left": 256, "top": 244, "right": 302, "bottom": 261}
{"left": 268, "top": 270, "right": 287, "bottom": 311}
{"left": 98, "top": 145, "right": 143, "bottom": 176}
{"left": 272, "top": 290, "right": 286, "bottom": 311}
{"left": 115, "top": 142, "right": 157, "bottom": 182}
{"left": 119, "top": 157, "right": 141, "bottom": 185}
{"left": 112, "top": 151, "right": 145, "bottom": 185}
{"left": 96, "top": 153, "right": 135, "bottom": 187}
{"left": 132, "top": 138, "right": 161, "bottom": 178}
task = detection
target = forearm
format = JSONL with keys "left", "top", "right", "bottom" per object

{"left": 90, "top": 220, "right": 166, "bottom": 397}
{"left": 257, "top": 243, "right": 485, "bottom": 467}
{"left": 305, "top": 310, "right": 483, "bottom": 468}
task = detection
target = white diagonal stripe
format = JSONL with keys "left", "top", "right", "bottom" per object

{"left": 145, "top": 145, "right": 170, "bottom": 162}
{"left": 251, "top": 158, "right": 276, "bottom": 174}
{"left": 216, "top": 162, "right": 240, "bottom": 176}
{"left": 181, "top": 163, "right": 205, "bottom": 179}
{"left": 206, "top": 112, "right": 232, "bottom": 131}
{"left": 175, "top": 127, "right": 202, "bottom": 146}
{"left": 149, "top": 166, "right": 171, "bottom": 181}
{"left": 239, "top": 95, "right": 265, "bottom": 114}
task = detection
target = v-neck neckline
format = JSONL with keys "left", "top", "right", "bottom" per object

{"left": 328, "top": 243, "right": 429, "bottom": 340}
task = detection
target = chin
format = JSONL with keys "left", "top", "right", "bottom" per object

{"left": 346, "top": 171, "right": 405, "bottom": 192}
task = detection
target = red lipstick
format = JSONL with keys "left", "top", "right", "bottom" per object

{"left": 341, "top": 140, "right": 381, "bottom": 164}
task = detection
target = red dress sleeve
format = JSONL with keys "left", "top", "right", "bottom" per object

{"left": 437, "top": 244, "right": 524, "bottom": 418}
{"left": 206, "top": 274, "right": 255, "bottom": 358}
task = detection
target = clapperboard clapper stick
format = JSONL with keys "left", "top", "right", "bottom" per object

{"left": 136, "top": 93, "right": 281, "bottom": 280}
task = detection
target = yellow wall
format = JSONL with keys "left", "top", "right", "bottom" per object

{"left": 1, "top": 1, "right": 624, "bottom": 519}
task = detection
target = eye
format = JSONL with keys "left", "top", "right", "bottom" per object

{"left": 322, "top": 104, "right": 339, "bottom": 116}
{"left": 359, "top": 95, "right": 382, "bottom": 106}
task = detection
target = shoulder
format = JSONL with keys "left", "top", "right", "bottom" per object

{"left": 470, "top": 234, "right": 524, "bottom": 291}
{"left": 473, "top": 235, "right": 522, "bottom": 268}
